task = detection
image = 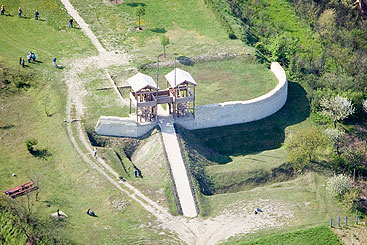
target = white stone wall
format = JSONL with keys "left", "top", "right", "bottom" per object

{"left": 95, "top": 62, "right": 288, "bottom": 137}
{"left": 177, "top": 62, "right": 288, "bottom": 130}
{"left": 95, "top": 116, "right": 156, "bottom": 138}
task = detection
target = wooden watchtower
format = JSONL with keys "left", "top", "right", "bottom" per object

{"left": 127, "top": 73, "right": 159, "bottom": 123}
{"left": 165, "top": 68, "right": 197, "bottom": 118}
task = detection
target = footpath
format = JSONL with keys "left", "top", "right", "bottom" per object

{"left": 159, "top": 117, "right": 198, "bottom": 217}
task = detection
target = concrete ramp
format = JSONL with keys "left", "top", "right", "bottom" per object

{"left": 159, "top": 118, "right": 198, "bottom": 217}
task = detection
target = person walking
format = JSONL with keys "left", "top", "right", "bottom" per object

{"left": 18, "top": 7, "right": 22, "bottom": 17}
{"left": 35, "top": 10, "right": 39, "bottom": 20}
{"left": 32, "top": 53, "right": 36, "bottom": 62}
{"left": 21, "top": 58, "right": 25, "bottom": 68}
{"left": 19, "top": 57, "right": 22, "bottom": 65}
{"left": 93, "top": 148, "right": 97, "bottom": 158}
{"left": 134, "top": 167, "right": 138, "bottom": 178}
{"left": 69, "top": 18, "right": 73, "bottom": 28}
{"left": 53, "top": 57, "right": 57, "bottom": 67}
{"left": 1, "top": 5, "right": 5, "bottom": 15}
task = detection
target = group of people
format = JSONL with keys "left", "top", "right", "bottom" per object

{"left": 19, "top": 52, "right": 36, "bottom": 68}
{"left": 0, "top": 5, "right": 39, "bottom": 20}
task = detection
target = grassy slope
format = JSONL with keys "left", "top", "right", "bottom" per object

{"left": 227, "top": 226, "right": 341, "bottom": 245}
{"left": 69, "top": 0, "right": 250, "bottom": 64}
{"left": 0, "top": 0, "right": 175, "bottom": 244}
{"left": 143, "top": 57, "right": 278, "bottom": 105}
{"left": 209, "top": 173, "right": 349, "bottom": 242}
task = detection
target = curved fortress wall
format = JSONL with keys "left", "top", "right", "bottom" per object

{"left": 95, "top": 62, "right": 288, "bottom": 137}
{"left": 177, "top": 62, "right": 288, "bottom": 130}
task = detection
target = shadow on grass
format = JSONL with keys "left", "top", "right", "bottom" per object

{"left": 150, "top": 28, "right": 166, "bottom": 33}
{"left": 127, "top": 3, "right": 146, "bottom": 7}
{"left": 0, "top": 124, "right": 15, "bottom": 130}
{"left": 31, "top": 149, "right": 52, "bottom": 160}
{"left": 178, "top": 81, "right": 310, "bottom": 164}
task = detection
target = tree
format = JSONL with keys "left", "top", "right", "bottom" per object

{"left": 326, "top": 174, "right": 352, "bottom": 198}
{"left": 325, "top": 128, "right": 345, "bottom": 156}
{"left": 25, "top": 138, "right": 38, "bottom": 153}
{"left": 320, "top": 95, "right": 355, "bottom": 128}
{"left": 284, "top": 127, "right": 327, "bottom": 164}
{"left": 135, "top": 5, "right": 145, "bottom": 30}
{"left": 160, "top": 36, "right": 170, "bottom": 57}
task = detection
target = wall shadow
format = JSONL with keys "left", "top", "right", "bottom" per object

{"left": 127, "top": 3, "right": 146, "bottom": 7}
{"left": 150, "top": 28, "right": 166, "bottom": 33}
{"left": 179, "top": 81, "right": 310, "bottom": 164}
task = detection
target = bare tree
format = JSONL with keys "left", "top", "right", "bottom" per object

{"left": 325, "top": 128, "right": 345, "bottom": 156}
{"left": 320, "top": 95, "right": 355, "bottom": 128}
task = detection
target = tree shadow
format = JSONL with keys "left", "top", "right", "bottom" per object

{"left": 177, "top": 56, "right": 194, "bottom": 66}
{"left": 150, "top": 28, "right": 166, "bottom": 33}
{"left": 127, "top": 3, "right": 146, "bottom": 7}
{"left": 0, "top": 124, "right": 15, "bottom": 130}
{"left": 178, "top": 81, "right": 310, "bottom": 164}
{"left": 31, "top": 149, "right": 52, "bottom": 160}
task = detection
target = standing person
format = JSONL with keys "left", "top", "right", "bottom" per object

{"left": 21, "top": 58, "right": 25, "bottom": 68}
{"left": 53, "top": 57, "right": 57, "bottom": 67}
{"left": 93, "top": 148, "right": 97, "bottom": 158}
{"left": 134, "top": 167, "right": 138, "bottom": 178}
{"left": 69, "top": 18, "right": 73, "bottom": 28}
{"left": 27, "top": 52, "right": 32, "bottom": 63}
{"left": 18, "top": 7, "right": 22, "bottom": 17}
{"left": 32, "top": 52, "right": 36, "bottom": 62}
{"left": 35, "top": 10, "right": 39, "bottom": 20}
{"left": 19, "top": 57, "right": 22, "bottom": 65}
{"left": 1, "top": 5, "right": 5, "bottom": 15}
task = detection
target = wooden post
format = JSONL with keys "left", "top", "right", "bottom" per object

{"left": 338, "top": 216, "right": 341, "bottom": 227}
{"left": 330, "top": 218, "right": 333, "bottom": 227}
{"left": 346, "top": 216, "right": 348, "bottom": 226}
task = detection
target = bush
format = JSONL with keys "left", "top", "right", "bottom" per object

{"left": 25, "top": 138, "right": 38, "bottom": 153}
{"left": 326, "top": 174, "right": 352, "bottom": 198}
{"left": 343, "top": 188, "right": 361, "bottom": 211}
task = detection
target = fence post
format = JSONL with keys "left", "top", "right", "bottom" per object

{"left": 338, "top": 216, "right": 341, "bottom": 227}
{"left": 330, "top": 218, "right": 333, "bottom": 228}
{"left": 356, "top": 215, "right": 358, "bottom": 225}
{"left": 346, "top": 216, "right": 348, "bottom": 226}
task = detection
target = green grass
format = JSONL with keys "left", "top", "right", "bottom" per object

{"left": 143, "top": 57, "right": 277, "bottom": 105}
{"left": 69, "top": 0, "right": 250, "bottom": 64}
{"left": 82, "top": 68, "right": 130, "bottom": 127}
{"left": 0, "top": 0, "right": 176, "bottom": 243}
{"left": 227, "top": 226, "right": 342, "bottom": 245}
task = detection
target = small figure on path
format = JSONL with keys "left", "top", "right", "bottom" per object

{"left": 53, "top": 57, "right": 57, "bottom": 67}
{"left": 21, "top": 58, "right": 25, "bottom": 68}
{"left": 254, "top": 210, "right": 258, "bottom": 215}
{"left": 18, "top": 7, "right": 22, "bottom": 18}
{"left": 35, "top": 10, "right": 39, "bottom": 20}
{"left": 32, "top": 52, "right": 36, "bottom": 62}
{"left": 134, "top": 167, "right": 138, "bottom": 178}
{"left": 69, "top": 18, "right": 73, "bottom": 28}
{"left": 1, "top": 5, "right": 5, "bottom": 15}
{"left": 93, "top": 148, "right": 97, "bottom": 158}
{"left": 19, "top": 57, "right": 22, "bottom": 65}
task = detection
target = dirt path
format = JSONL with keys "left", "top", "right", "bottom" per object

{"left": 59, "top": 0, "right": 292, "bottom": 243}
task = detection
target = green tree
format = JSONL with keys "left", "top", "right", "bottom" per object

{"left": 135, "top": 5, "right": 145, "bottom": 30}
{"left": 284, "top": 127, "right": 327, "bottom": 164}
{"left": 325, "top": 128, "right": 345, "bottom": 156}
{"left": 320, "top": 95, "right": 355, "bottom": 128}
{"left": 160, "top": 36, "right": 170, "bottom": 57}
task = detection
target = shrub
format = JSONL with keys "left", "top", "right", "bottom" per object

{"left": 326, "top": 174, "right": 352, "bottom": 198}
{"left": 343, "top": 188, "right": 361, "bottom": 211}
{"left": 25, "top": 138, "right": 38, "bottom": 153}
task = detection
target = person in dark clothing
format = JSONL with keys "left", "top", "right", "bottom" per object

{"left": 21, "top": 58, "right": 25, "bottom": 68}
{"left": 1, "top": 5, "right": 5, "bottom": 15}
{"left": 19, "top": 57, "right": 22, "bottom": 65}
{"left": 18, "top": 7, "right": 22, "bottom": 17}
{"left": 35, "top": 10, "right": 39, "bottom": 20}
{"left": 69, "top": 18, "right": 73, "bottom": 28}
